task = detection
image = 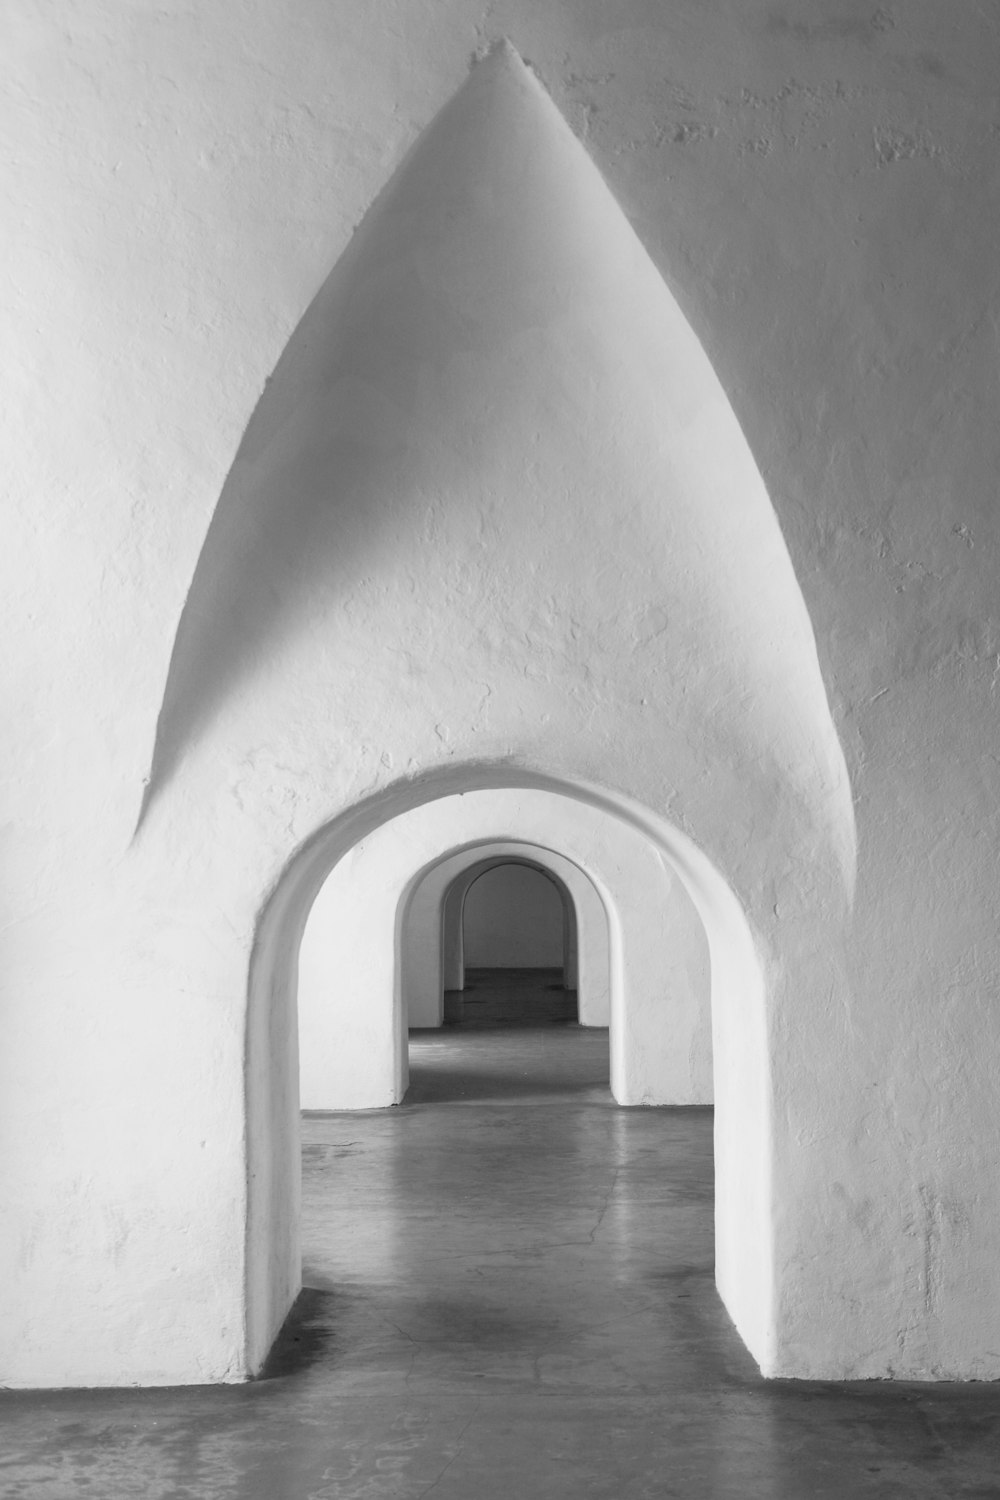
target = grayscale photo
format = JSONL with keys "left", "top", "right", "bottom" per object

{"left": 2, "top": 3, "right": 999, "bottom": 1495}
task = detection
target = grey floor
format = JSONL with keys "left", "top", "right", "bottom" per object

{"left": 3, "top": 972, "right": 1000, "bottom": 1498}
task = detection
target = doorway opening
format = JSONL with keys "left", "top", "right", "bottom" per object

{"left": 451, "top": 859, "right": 574, "bottom": 1025}
{"left": 374, "top": 834, "right": 617, "bottom": 1103}
{"left": 404, "top": 852, "right": 606, "bottom": 1104}
{"left": 249, "top": 771, "right": 768, "bottom": 1377}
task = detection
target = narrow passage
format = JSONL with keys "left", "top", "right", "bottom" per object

{"left": 296, "top": 968, "right": 727, "bottom": 1494}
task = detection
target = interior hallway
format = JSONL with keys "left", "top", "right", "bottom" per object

{"left": 3, "top": 973, "right": 999, "bottom": 1498}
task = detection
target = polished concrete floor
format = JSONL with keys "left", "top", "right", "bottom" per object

{"left": 3, "top": 973, "right": 1000, "bottom": 1498}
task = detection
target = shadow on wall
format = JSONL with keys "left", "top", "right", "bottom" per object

{"left": 139, "top": 46, "right": 563, "bottom": 820}
{"left": 134, "top": 223, "right": 410, "bottom": 819}
{"left": 135, "top": 40, "right": 855, "bottom": 905}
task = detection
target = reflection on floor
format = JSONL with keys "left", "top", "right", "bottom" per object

{"left": 3, "top": 971, "right": 999, "bottom": 1497}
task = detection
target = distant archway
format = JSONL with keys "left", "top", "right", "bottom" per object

{"left": 297, "top": 800, "right": 708, "bottom": 1111}
{"left": 460, "top": 861, "right": 566, "bottom": 972}
{"left": 401, "top": 841, "right": 611, "bottom": 1029}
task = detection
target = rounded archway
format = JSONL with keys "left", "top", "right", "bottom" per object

{"left": 460, "top": 860, "right": 566, "bottom": 974}
{"left": 448, "top": 857, "right": 578, "bottom": 995}
{"left": 411, "top": 851, "right": 576, "bottom": 1024}
{"left": 297, "top": 797, "right": 709, "bottom": 1112}
{"left": 400, "top": 841, "right": 612, "bottom": 1030}
{"left": 248, "top": 768, "right": 761, "bottom": 1377}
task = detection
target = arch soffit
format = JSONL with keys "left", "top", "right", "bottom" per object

{"left": 454, "top": 860, "right": 575, "bottom": 945}
{"left": 253, "top": 766, "right": 754, "bottom": 985}
{"left": 412, "top": 847, "right": 592, "bottom": 980}
{"left": 395, "top": 831, "right": 634, "bottom": 961}
{"left": 457, "top": 856, "right": 571, "bottom": 904}
{"left": 407, "top": 839, "right": 603, "bottom": 934}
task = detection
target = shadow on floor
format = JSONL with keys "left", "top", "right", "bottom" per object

{"left": 256, "top": 1287, "right": 340, "bottom": 1380}
{"left": 403, "top": 1055, "right": 611, "bottom": 1104}
{"left": 450, "top": 967, "right": 578, "bottom": 1026}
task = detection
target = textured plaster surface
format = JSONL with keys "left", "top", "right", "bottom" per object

{"left": 2, "top": 0, "right": 998, "bottom": 1385}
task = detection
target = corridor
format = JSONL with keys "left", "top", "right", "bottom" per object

{"left": 3, "top": 973, "right": 999, "bottom": 1497}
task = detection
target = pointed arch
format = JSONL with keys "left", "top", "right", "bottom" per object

{"left": 136, "top": 42, "right": 855, "bottom": 912}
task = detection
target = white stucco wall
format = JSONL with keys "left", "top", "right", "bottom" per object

{"left": 3, "top": 1, "right": 999, "bottom": 1388}
{"left": 462, "top": 863, "right": 564, "bottom": 970}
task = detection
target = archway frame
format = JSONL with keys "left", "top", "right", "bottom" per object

{"left": 403, "top": 841, "right": 612, "bottom": 1027}
{"left": 452, "top": 857, "right": 573, "bottom": 984}
{"left": 299, "top": 810, "right": 708, "bottom": 1110}
{"left": 246, "top": 765, "right": 764, "bottom": 1376}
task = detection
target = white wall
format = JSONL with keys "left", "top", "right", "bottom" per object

{"left": 462, "top": 863, "right": 564, "bottom": 969}
{"left": 3, "top": 1, "right": 999, "bottom": 1386}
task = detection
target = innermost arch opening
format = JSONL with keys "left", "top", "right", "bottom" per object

{"left": 452, "top": 861, "right": 577, "bottom": 1026}
{"left": 405, "top": 856, "right": 606, "bottom": 1104}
